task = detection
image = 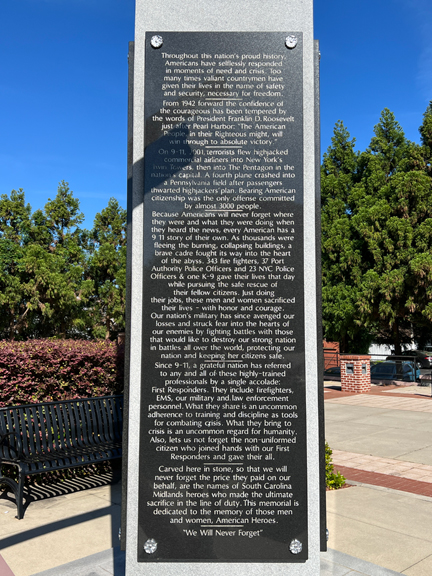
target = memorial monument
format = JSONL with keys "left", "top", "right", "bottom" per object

{"left": 125, "top": 1, "right": 325, "bottom": 574}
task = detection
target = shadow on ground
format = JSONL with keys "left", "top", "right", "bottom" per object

{"left": 0, "top": 470, "right": 124, "bottom": 575}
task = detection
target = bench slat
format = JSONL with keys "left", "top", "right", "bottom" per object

{"left": 37, "top": 405, "right": 49, "bottom": 455}
{"left": 48, "top": 404, "right": 60, "bottom": 452}
{"left": 27, "top": 406, "right": 41, "bottom": 460}
{"left": 61, "top": 402, "right": 80, "bottom": 467}
{"left": 27, "top": 406, "right": 45, "bottom": 472}
{"left": 52, "top": 403, "right": 73, "bottom": 469}
{"left": 91, "top": 399, "right": 102, "bottom": 445}
{"left": 99, "top": 398, "right": 111, "bottom": 445}
{"left": 44, "top": 404, "right": 55, "bottom": 454}
{"left": 79, "top": 400, "right": 91, "bottom": 447}
{"left": 106, "top": 398, "right": 116, "bottom": 443}
{"left": 1, "top": 410, "right": 15, "bottom": 460}
{"left": 68, "top": 402, "right": 79, "bottom": 450}
{"left": 56, "top": 403, "right": 71, "bottom": 452}
{"left": 112, "top": 397, "right": 122, "bottom": 441}
{"left": 17, "top": 408, "right": 30, "bottom": 458}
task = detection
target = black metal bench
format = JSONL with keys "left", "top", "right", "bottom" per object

{"left": 0, "top": 395, "right": 123, "bottom": 519}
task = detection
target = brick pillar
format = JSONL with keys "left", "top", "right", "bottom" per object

{"left": 340, "top": 354, "right": 371, "bottom": 394}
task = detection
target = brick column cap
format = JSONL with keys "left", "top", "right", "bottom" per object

{"left": 340, "top": 354, "right": 371, "bottom": 361}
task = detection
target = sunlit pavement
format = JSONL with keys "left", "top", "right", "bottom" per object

{"left": 325, "top": 382, "right": 432, "bottom": 575}
{"left": 0, "top": 472, "right": 121, "bottom": 576}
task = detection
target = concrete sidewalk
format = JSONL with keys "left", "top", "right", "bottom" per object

{"left": 325, "top": 382, "right": 432, "bottom": 574}
{"left": 28, "top": 546, "right": 406, "bottom": 576}
{"left": 0, "top": 472, "right": 122, "bottom": 576}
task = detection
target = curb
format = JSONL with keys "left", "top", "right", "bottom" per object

{"left": 321, "top": 549, "right": 405, "bottom": 575}
{"left": 30, "top": 547, "right": 405, "bottom": 576}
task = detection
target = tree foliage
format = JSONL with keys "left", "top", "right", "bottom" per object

{"left": 88, "top": 198, "right": 127, "bottom": 340}
{"left": 322, "top": 105, "right": 432, "bottom": 352}
{"left": 321, "top": 121, "right": 369, "bottom": 351}
{"left": 0, "top": 182, "right": 126, "bottom": 340}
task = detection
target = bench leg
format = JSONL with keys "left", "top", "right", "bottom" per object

{"left": 0, "top": 475, "right": 22, "bottom": 519}
{"left": 16, "top": 472, "right": 25, "bottom": 520}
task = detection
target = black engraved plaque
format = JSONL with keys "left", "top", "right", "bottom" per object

{"left": 138, "top": 32, "right": 307, "bottom": 562}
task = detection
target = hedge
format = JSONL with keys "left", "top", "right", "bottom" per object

{"left": 0, "top": 339, "right": 124, "bottom": 407}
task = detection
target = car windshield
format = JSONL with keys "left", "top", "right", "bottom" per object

{"left": 372, "top": 364, "right": 396, "bottom": 376}
{"left": 324, "top": 366, "right": 340, "bottom": 374}
{"left": 372, "top": 362, "right": 413, "bottom": 375}
{"left": 371, "top": 360, "right": 418, "bottom": 382}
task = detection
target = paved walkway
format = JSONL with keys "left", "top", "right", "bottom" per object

{"left": 328, "top": 389, "right": 432, "bottom": 496}
{"left": 325, "top": 382, "right": 432, "bottom": 575}
{"left": 27, "top": 547, "right": 406, "bottom": 576}
{"left": 0, "top": 472, "right": 122, "bottom": 576}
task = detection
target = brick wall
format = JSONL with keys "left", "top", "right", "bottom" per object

{"left": 340, "top": 354, "right": 371, "bottom": 394}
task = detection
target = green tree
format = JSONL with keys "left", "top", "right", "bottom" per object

{"left": 0, "top": 190, "right": 32, "bottom": 338}
{"left": 321, "top": 121, "right": 372, "bottom": 351}
{"left": 353, "top": 109, "right": 432, "bottom": 353}
{"left": 322, "top": 108, "right": 432, "bottom": 353}
{"left": 0, "top": 189, "right": 31, "bottom": 243}
{"left": 414, "top": 101, "right": 432, "bottom": 345}
{"left": 0, "top": 183, "right": 128, "bottom": 341}
{"left": 22, "top": 243, "right": 93, "bottom": 338}
{"left": 420, "top": 100, "right": 432, "bottom": 170}
{"left": 89, "top": 198, "right": 127, "bottom": 340}
{"left": 23, "top": 182, "right": 93, "bottom": 338}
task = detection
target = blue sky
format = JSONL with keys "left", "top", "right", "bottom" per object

{"left": 1, "top": 0, "right": 431, "bottom": 228}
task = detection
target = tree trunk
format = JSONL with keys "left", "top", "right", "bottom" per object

{"left": 105, "top": 315, "right": 111, "bottom": 340}
{"left": 392, "top": 319, "right": 402, "bottom": 355}
{"left": 340, "top": 333, "right": 348, "bottom": 354}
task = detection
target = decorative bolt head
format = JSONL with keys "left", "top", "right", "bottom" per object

{"left": 285, "top": 35, "right": 298, "bottom": 49}
{"left": 150, "top": 35, "right": 163, "bottom": 49}
{"left": 289, "top": 538, "right": 303, "bottom": 554}
{"left": 144, "top": 538, "right": 158, "bottom": 554}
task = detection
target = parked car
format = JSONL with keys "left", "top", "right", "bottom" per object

{"left": 386, "top": 350, "right": 432, "bottom": 368}
{"left": 324, "top": 366, "right": 341, "bottom": 376}
{"left": 371, "top": 360, "right": 420, "bottom": 382}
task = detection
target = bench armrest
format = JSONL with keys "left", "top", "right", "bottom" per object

{"left": 0, "top": 432, "right": 22, "bottom": 460}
